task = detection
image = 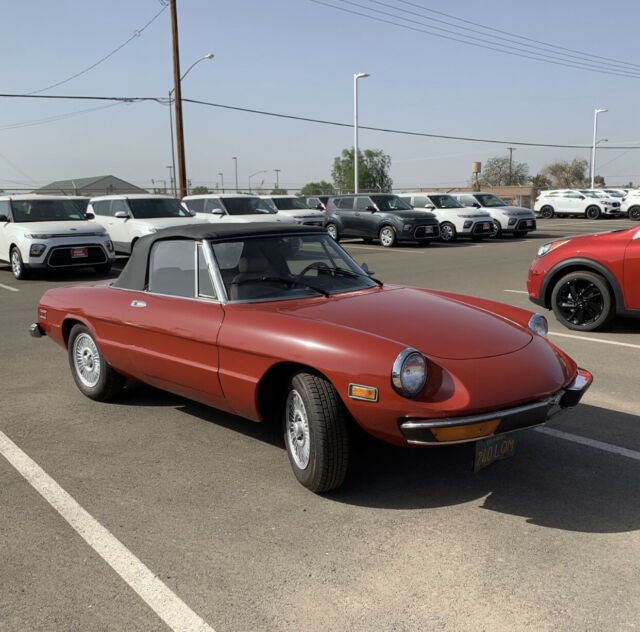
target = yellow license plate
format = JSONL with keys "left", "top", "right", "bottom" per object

{"left": 474, "top": 432, "right": 517, "bottom": 472}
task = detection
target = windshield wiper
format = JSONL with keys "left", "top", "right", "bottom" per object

{"left": 301, "top": 263, "right": 383, "bottom": 287}
{"left": 231, "top": 275, "right": 330, "bottom": 297}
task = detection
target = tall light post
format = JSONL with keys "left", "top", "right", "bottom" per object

{"left": 588, "top": 139, "right": 608, "bottom": 186}
{"left": 353, "top": 72, "right": 370, "bottom": 193}
{"left": 232, "top": 157, "right": 238, "bottom": 192}
{"left": 591, "top": 108, "right": 608, "bottom": 188}
{"left": 166, "top": 165, "right": 174, "bottom": 194}
{"left": 248, "top": 170, "right": 267, "bottom": 193}
{"left": 218, "top": 172, "right": 224, "bottom": 193}
{"left": 274, "top": 168, "right": 281, "bottom": 190}
{"left": 168, "top": 53, "right": 214, "bottom": 197}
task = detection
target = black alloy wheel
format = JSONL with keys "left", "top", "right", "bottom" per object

{"left": 551, "top": 271, "right": 614, "bottom": 331}
{"left": 585, "top": 206, "right": 601, "bottom": 220}
{"left": 628, "top": 206, "right": 640, "bottom": 221}
{"left": 540, "top": 206, "right": 554, "bottom": 219}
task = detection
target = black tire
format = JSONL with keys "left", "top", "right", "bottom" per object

{"left": 628, "top": 206, "right": 640, "bottom": 221}
{"left": 10, "top": 247, "right": 29, "bottom": 280}
{"left": 94, "top": 263, "right": 112, "bottom": 274}
{"left": 68, "top": 324, "right": 125, "bottom": 401}
{"left": 440, "top": 222, "right": 457, "bottom": 242}
{"left": 490, "top": 220, "right": 502, "bottom": 238}
{"left": 283, "top": 371, "right": 349, "bottom": 493}
{"left": 585, "top": 206, "right": 601, "bottom": 220}
{"left": 551, "top": 271, "right": 614, "bottom": 331}
{"left": 540, "top": 206, "right": 554, "bottom": 219}
{"left": 378, "top": 225, "right": 396, "bottom": 247}
{"left": 325, "top": 223, "right": 339, "bottom": 241}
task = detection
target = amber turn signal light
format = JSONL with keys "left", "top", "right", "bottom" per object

{"left": 431, "top": 419, "right": 500, "bottom": 442}
{"left": 348, "top": 384, "right": 378, "bottom": 402}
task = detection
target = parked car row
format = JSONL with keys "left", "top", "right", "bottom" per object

{"left": 533, "top": 189, "right": 631, "bottom": 220}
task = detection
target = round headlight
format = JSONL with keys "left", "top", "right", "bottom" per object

{"left": 392, "top": 348, "right": 427, "bottom": 397}
{"left": 528, "top": 313, "right": 548, "bottom": 337}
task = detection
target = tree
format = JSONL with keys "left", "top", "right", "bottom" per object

{"left": 300, "top": 180, "right": 335, "bottom": 195}
{"left": 479, "top": 156, "right": 529, "bottom": 186}
{"left": 190, "top": 186, "right": 209, "bottom": 195}
{"left": 270, "top": 187, "right": 288, "bottom": 195}
{"left": 331, "top": 148, "right": 392, "bottom": 193}
{"left": 541, "top": 159, "right": 588, "bottom": 188}
{"left": 593, "top": 175, "right": 606, "bottom": 187}
{"left": 531, "top": 173, "right": 552, "bottom": 189}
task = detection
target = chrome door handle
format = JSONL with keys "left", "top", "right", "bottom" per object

{"left": 130, "top": 300, "right": 147, "bottom": 308}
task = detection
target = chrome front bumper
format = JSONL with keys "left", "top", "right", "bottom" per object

{"left": 400, "top": 369, "right": 592, "bottom": 445}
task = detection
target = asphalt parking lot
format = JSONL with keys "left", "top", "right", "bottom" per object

{"left": 1, "top": 217, "right": 639, "bottom": 631}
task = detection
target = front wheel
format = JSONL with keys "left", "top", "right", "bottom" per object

{"left": 490, "top": 220, "right": 502, "bottom": 238}
{"left": 540, "top": 206, "right": 554, "bottom": 219}
{"left": 10, "top": 247, "right": 29, "bottom": 280}
{"left": 439, "top": 222, "right": 456, "bottom": 242}
{"left": 551, "top": 271, "right": 614, "bottom": 331}
{"left": 325, "top": 223, "right": 339, "bottom": 241}
{"left": 585, "top": 206, "right": 601, "bottom": 220}
{"left": 628, "top": 206, "right": 640, "bottom": 221}
{"left": 283, "top": 372, "right": 349, "bottom": 493}
{"left": 379, "top": 225, "right": 396, "bottom": 247}
{"left": 68, "top": 324, "right": 125, "bottom": 400}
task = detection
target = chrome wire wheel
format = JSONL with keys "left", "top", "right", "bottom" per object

{"left": 73, "top": 332, "right": 101, "bottom": 388}
{"left": 285, "top": 389, "right": 311, "bottom": 470}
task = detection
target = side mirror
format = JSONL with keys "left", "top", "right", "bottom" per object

{"left": 579, "top": 195, "right": 585, "bottom": 200}
{"left": 472, "top": 203, "right": 481, "bottom": 208}
{"left": 114, "top": 210, "right": 130, "bottom": 219}
{"left": 0, "top": 214, "right": 8, "bottom": 222}
{"left": 315, "top": 203, "right": 324, "bottom": 210}
{"left": 210, "top": 209, "right": 224, "bottom": 215}
{"left": 85, "top": 211, "right": 95, "bottom": 219}
{"left": 361, "top": 262, "right": 375, "bottom": 276}
{"left": 426, "top": 205, "right": 435, "bottom": 210}
{"left": 366, "top": 205, "right": 376, "bottom": 212}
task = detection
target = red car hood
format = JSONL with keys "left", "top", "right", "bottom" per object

{"left": 277, "top": 286, "right": 532, "bottom": 360}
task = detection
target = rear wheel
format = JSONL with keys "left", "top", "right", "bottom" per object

{"left": 283, "top": 371, "right": 349, "bottom": 493}
{"left": 628, "top": 206, "right": 640, "bottom": 221}
{"left": 325, "top": 223, "right": 339, "bottom": 241}
{"left": 10, "top": 247, "right": 28, "bottom": 280}
{"left": 585, "top": 206, "right": 601, "bottom": 220}
{"left": 540, "top": 206, "right": 554, "bottom": 219}
{"left": 439, "top": 222, "right": 456, "bottom": 242}
{"left": 551, "top": 271, "right": 614, "bottom": 331}
{"left": 68, "top": 324, "right": 125, "bottom": 400}
{"left": 379, "top": 225, "right": 396, "bottom": 247}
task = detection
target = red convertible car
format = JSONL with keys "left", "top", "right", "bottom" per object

{"left": 31, "top": 224, "right": 592, "bottom": 492}
{"left": 528, "top": 224, "right": 640, "bottom": 331}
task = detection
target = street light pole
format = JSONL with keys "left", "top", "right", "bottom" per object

{"left": 232, "top": 157, "right": 238, "bottom": 192}
{"left": 248, "top": 170, "right": 267, "bottom": 193}
{"left": 218, "top": 172, "right": 224, "bottom": 193}
{"left": 166, "top": 165, "right": 175, "bottom": 195}
{"left": 353, "top": 72, "right": 370, "bottom": 194}
{"left": 591, "top": 108, "right": 608, "bottom": 188}
{"left": 588, "top": 139, "right": 608, "bottom": 185}
{"left": 274, "top": 169, "right": 281, "bottom": 190}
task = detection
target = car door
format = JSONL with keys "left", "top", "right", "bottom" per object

{"left": 120, "top": 239, "right": 227, "bottom": 408}
{"left": 352, "top": 196, "right": 378, "bottom": 237}
{"left": 561, "top": 191, "right": 584, "bottom": 215}
{"left": 0, "top": 199, "right": 11, "bottom": 261}
{"left": 335, "top": 197, "right": 358, "bottom": 235}
{"left": 623, "top": 228, "right": 640, "bottom": 309}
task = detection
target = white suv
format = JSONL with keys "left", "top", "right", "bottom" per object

{"left": 620, "top": 190, "right": 640, "bottom": 221}
{"left": 259, "top": 195, "right": 325, "bottom": 226}
{"left": 0, "top": 194, "right": 115, "bottom": 280}
{"left": 534, "top": 190, "right": 623, "bottom": 219}
{"left": 399, "top": 192, "right": 493, "bottom": 242}
{"left": 182, "top": 194, "right": 295, "bottom": 224}
{"left": 451, "top": 192, "right": 537, "bottom": 237}
{"left": 88, "top": 194, "right": 198, "bottom": 254}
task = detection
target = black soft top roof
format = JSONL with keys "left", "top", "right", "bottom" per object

{"left": 113, "top": 222, "right": 324, "bottom": 291}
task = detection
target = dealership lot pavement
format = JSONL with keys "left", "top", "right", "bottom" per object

{"left": 1, "top": 218, "right": 639, "bottom": 631}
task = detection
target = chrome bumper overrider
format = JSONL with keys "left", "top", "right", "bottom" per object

{"left": 400, "top": 368, "right": 592, "bottom": 445}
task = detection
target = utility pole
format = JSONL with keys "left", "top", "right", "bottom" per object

{"left": 218, "top": 172, "right": 224, "bottom": 193}
{"left": 274, "top": 169, "right": 281, "bottom": 190}
{"left": 232, "top": 157, "right": 238, "bottom": 192}
{"left": 170, "top": 0, "right": 187, "bottom": 198}
{"left": 506, "top": 147, "right": 516, "bottom": 185}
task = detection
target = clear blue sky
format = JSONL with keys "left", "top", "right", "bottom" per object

{"left": 2, "top": 0, "right": 639, "bottom": 192}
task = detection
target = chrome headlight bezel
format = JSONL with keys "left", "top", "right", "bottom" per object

{"left": 392, "top": 348, "right": 427, "bottom": 397}
{"left": 537, "top": 239, "right": 570, "bottom": 257}
{"left": 528, "top": 313, "right": 548, "bottom": 337}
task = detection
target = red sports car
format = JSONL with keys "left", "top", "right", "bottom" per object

{"left": 31, "top": 224, "right": 591, "bottom": 492}
{"left": 527, "top": 224, "right": 640, "bottom": 331}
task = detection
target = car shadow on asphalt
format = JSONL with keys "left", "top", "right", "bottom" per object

{"left": 125, "top": 386, "right": 640, "bottom": 534}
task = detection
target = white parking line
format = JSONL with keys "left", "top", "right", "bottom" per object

{"left": 535, "top": 427, "right": 640, "bottom": 462}
{"left": 548, "top": 331, "right": 640, "bottom": 350}
{"left": 0, "top": 431, "right": 215, "bottom": 632}
{"left": 0, "top": 283, "right": 19, "bottom": 292}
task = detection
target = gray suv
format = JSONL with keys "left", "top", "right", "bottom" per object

{"left": 324, "top": 194, "right": 440, "bottom": 247}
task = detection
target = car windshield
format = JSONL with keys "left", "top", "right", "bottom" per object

{"left": 580, "top": 190, "right": 606, "bottom": 198}
{"left": 128, "top": 198, "right": 192, "bottom": 218}
{"left": 270, "top": 197, "right": 309, "bottom": 211}
{"left": 427, "top": 195, "right": 464, "bottom": 209}
{"left": 10, "top": 199, "right": 88, "bottom": 222}
{"left": 370, "top": 195, "right": 412, "bottom": 211}
{"left": 221, "top": 197, "right": 276, "bottom": 215}
{"left": 474, "top": 194, "right": 507, "bottom": 207}
{"left": 211, "top": 233, "right": 378, "bottom": 302}
{"left": 604, "top": 190, "right": 625, "bottom": 197}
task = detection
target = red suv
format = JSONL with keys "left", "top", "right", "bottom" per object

{"left": 527, "top": 225, "right": 640, "bottom": 331}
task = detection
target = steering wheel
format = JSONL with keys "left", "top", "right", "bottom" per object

{"left": 295, "top": 261, "right": 329, "bottom": 279}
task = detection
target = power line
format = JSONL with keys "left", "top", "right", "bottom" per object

{"left": 2, "top": 91, "right": 640, "bottom": 150}
{"left": 310, "top": 0, "right": 640, "bottom": 79}
{"left": 0, "top": 102, "right": 123, "bottom": 131}
{"left": 26, "top": 4, "right": 168, "bottom": 95}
